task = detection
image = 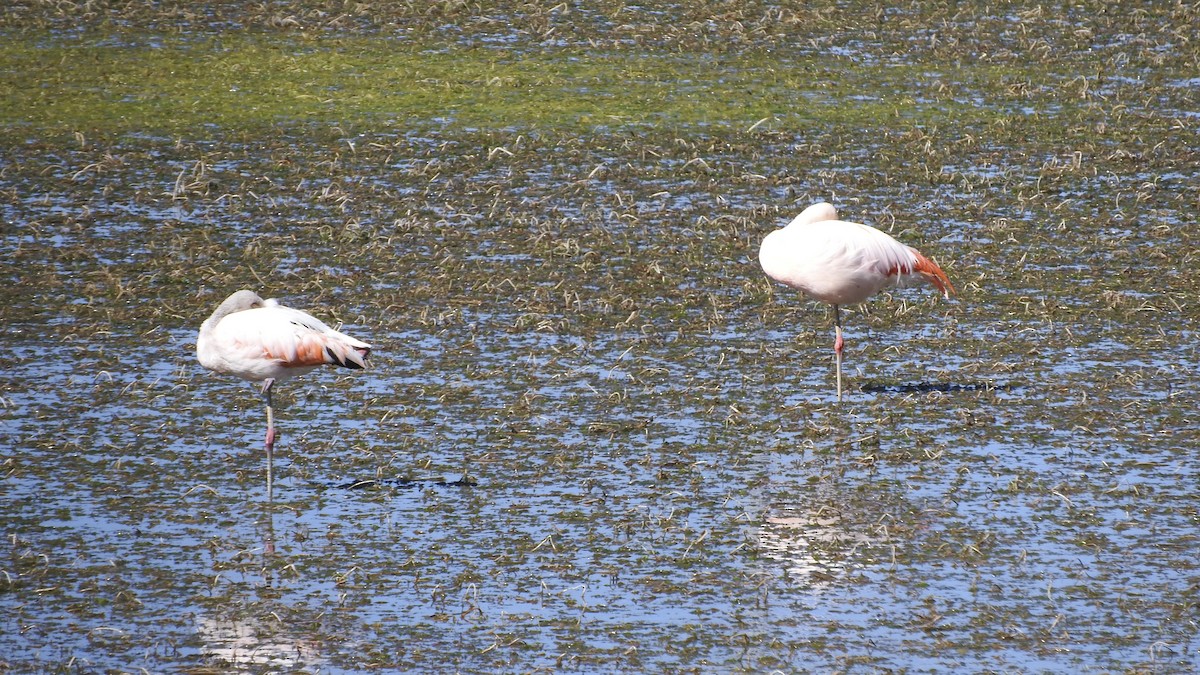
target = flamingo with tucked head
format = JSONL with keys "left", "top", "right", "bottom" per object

{"left": 197, "top": 290, "right": 371, "bottom": 487}
{"left": 759, "top": 202, "right": 954, "bottom": 401}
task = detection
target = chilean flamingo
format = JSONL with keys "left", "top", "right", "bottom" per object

{"left": 759, "top": 202, "right": 954, "bottom": 401}
{"left": 197, "top": 290, "right": 371, "bottom": 488}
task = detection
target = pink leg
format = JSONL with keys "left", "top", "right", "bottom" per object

{"left": 261, "top": 378, "right": 277, "bottom": 493}
{"left": 261, "top": 378, "right": 278, "bottom": 451}
{"left": 833, "top": 305, "right": 844, "bottom": 402}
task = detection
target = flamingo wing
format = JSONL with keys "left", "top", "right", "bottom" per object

{"left": 278, "top": 304, "right": 371, "bottom": 370}
{"left": 904, "top": 247, "right": 955, "bottom": 298}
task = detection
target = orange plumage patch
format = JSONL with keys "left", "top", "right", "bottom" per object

{"left": 910, "top": 249, "right": 955, "bottom": 298}
{"left": 266, "top": 337, "right": 331, "bottom": 368}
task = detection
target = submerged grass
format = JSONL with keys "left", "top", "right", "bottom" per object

{"left": 0, "top": 31, "right": 1152, "bottom": 137}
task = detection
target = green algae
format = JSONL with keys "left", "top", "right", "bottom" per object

{"left": 0, "top": 32, "right": 1119, "bottom": 136}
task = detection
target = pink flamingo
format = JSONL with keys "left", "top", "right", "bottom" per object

{"left": 197, "top": 290, "right": 371, "bottom": 487}
{"left": 759, "top": 202, "right": 955, "bottom": 401}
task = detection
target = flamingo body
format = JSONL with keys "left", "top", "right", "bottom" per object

{"left": 759, "top": 202, "right": 953, "bottom": 400}
{"left": 197, "top": 290, "right": 370, "bottom": 383}
{"left": 760, "top": 203, "right": 952, "bottom": 305}
{"left": 197, "top": 289, "right": 371, "bottom": 489}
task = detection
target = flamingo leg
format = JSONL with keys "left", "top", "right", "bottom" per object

{"left": 833, "top": 305, "right": 844, "bottom": 402}
{"left": 261, "top": 378, "right": 276, "bottom": 493}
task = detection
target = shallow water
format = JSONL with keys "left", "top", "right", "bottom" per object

{"left": 4, "top": 3, "right": 1200, "bottom": 673}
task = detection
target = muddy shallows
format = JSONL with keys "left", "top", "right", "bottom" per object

{"left": 3, "top": 2, "right": 1199, "bottom": 672}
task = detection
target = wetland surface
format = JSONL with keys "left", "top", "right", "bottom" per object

{"left": 2, "top": 2, "right": 1199, "bottom": 672}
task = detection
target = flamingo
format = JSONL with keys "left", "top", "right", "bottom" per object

{"left": 197, "top": 290, "right": 371, "bottom": 488}
{"left": 759, "top": 202, "right": 954, "bottom": 401}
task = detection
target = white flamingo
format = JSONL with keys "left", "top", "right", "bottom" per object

{"left": 759, "top": 202, "right": 954, "bottom": 400}
{"left": 197, "top": 290, "right": 371, "bottom": 487}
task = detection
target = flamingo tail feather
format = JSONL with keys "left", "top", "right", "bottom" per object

{"left": 908, "top": 248, "right": 955, "bottom": 298}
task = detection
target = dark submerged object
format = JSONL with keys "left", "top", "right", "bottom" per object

{"left": 860, "top": 381, "right": 1011, "bottom": 394}
{"left": 337, "top": 475, "right": 478, "bottom": 490}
